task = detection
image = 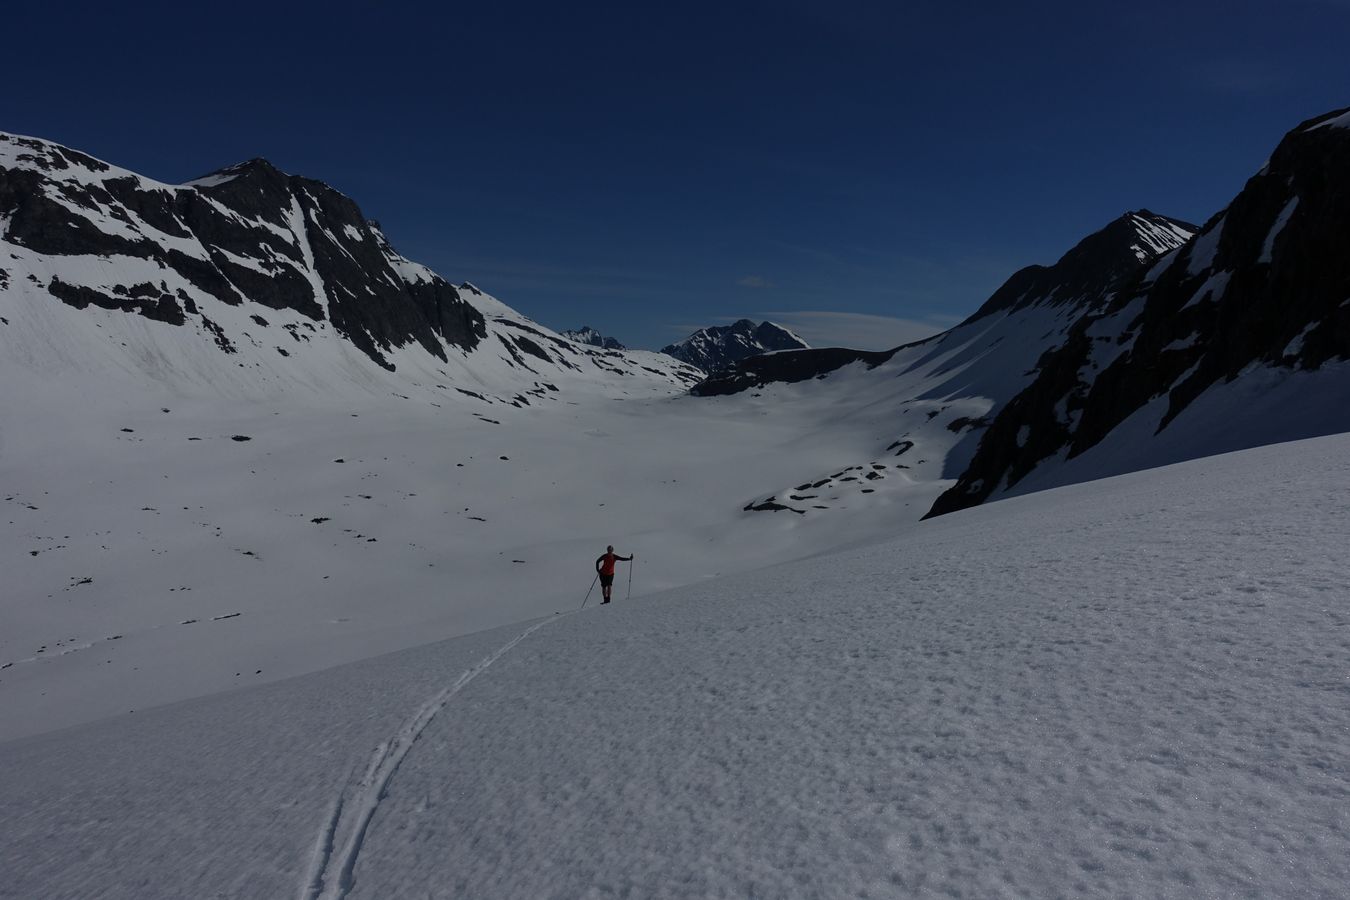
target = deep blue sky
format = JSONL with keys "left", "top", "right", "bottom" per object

{"left": 6, "top": 1, "right": 1348, "bottom": 349}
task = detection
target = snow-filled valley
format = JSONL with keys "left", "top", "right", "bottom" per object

{"left": 0, "top": 356, "right": 945, "bottom": 739}
{"left": 3, "top": 434, "right": 1348, "bottom": 899}
{"left": 4, "top": 114, "right": 1350, "bottom": 898}
{"left": 0, "top": 272, "right": 1137, "bottom": 741}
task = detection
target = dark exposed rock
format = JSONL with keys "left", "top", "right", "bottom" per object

{"left": 512, "top": 335, "right": 551, "bottom": 363}
{"left": 2, "top": 135, "right": 487, "bottom": 369}
{"left": 48, "top": 278, "right": 185, "bottom": 325}
{"left": 164, "top": 249, "right": 244, "bottom": 306}
{"left": 663, "top": 319, "right": 809, "bottom": 373}
{"left": 0, "top": 167, "right": 154, "bottom": 258}
{"left": 562, "top": 326, "right": 626, "bottom": 350}
{"left": 928, "top": 107, "right": 1350, "bottom": 518}
{"left": 691, "top": 213, "right": 1193, "bottom": 400}
{"left": 743, "top": 498, "right": 806, "bottom": 515}
{"left": 965, "top": 211, "right": 1197, "bottom": 323}
{"left": 0, "top": 134, "right": 110, "bottom": 175}
{"left": 101, "top": 177, "right": 193, "bottom": 239}
{"left": 207, "top": 247, "right": 321, "bottom": 319}
{"left": 495, "top": 334, "right": 538, "bottom": 372}
{"left": 200, "top": 315, "right": 237, "bottom": 353}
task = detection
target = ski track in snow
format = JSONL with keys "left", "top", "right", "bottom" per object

{"left": 300, "top": 614, "right": 560, "bottom": 900}
{"left": 1, "top": 436, "right": 1349, "bottom": 898}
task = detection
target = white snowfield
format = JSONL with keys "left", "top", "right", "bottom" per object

{"left": 0, "top": 290, "right": 1119, "bottom": 741}
{"left": 3, "top": 133, "right": 1223, "bottom": 749}
{"left": 2, "top": 434, "right": 1347, "bottom": 899}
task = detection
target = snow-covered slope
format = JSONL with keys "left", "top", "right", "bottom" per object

{"left": 661, "top": 318, "right": 808, "bottom": 372}
{"left": 692, "top": 109, "right": 1350, "bottom": 522}
{"left": 0, "top": 186, "right": 1198, "bottom": 741}
{"left": 4, "top": 107, "right": 1348, "bottom": 754}
{"left": 929, "top": 107, "right": 1350, "bottom": 516}
{"left": 4, "top": 434, "right": 1347, "bottom": 899}
{"left": 965, "top": 210, "right": 1196, "bottom": 322}
{"left": 692, "top": 210, "right": 1195, "bottom": 518}
{"left": 0, "top": 131, "right": 701, "bottom": 407}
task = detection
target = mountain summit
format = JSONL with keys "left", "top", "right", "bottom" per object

{"left": 966, "top": 210, "right": 1196, "bottom": 322}
{"left": 692, "top": 209, "right": 1196, "bottom": 398}
{"left": 0, "top": 131, "right": 701, "bottom": 402}
{"left": 561, "top": 326, "right": 626, "bottom": 350}
{"left": 661, "top": 319, "right": 808, "bottom": 372}
{"left": 928, "top": 106, "right": 1350, "bottom": 517}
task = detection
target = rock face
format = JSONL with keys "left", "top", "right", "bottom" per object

{"left": 561, "top": 326, "right": 625, "bottom": 350}
{"left": 927, "top": 107, "right": 1350, "bottom": 518}
{"left": 697, "top": 210, "right": 1198, "bottom": 521}
{"left": 694, "top": 211, "right": 1195, "bottom": 398}
{"left": 0, "top": 134, "right": 483, "bottom": 371}
{"left": 661, "top": 319, "right": 808, "bottom": 373}
{"left": 0, "top": 132, "right": 703, "bottom": 401}
{"left": 965, "top": 211, "right": 1197, "bottom": 322}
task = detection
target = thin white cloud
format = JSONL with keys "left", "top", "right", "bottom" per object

{"left": 764, "top": 310, "right": 961, "bottom": 351}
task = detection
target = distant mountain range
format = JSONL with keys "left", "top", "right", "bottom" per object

{"left": 660, "top": 319, "right": 808, "bottom": 372}
{"left": 560, "top": 326, "right": 626, "bottom": 350}
{"left": 560, "top": 320, "right": 809, "bottom": 372}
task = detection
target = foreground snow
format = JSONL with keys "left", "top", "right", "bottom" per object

{"left": 3, "top": 434, "right": 1347, "bottom": 899}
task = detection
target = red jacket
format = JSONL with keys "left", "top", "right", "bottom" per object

{"left": 596, "top": 552, "right": 630, "bottom": 576}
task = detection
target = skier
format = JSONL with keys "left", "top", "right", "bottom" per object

{"left": 594, "top": 545, "right": 634, "bottom": 604}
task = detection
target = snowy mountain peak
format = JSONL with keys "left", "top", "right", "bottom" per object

{"left": 1301, "top": 105, "right": 1350, "bottom": 133}
{"left": 0, "top": 132, "right": 702, "bottom": 403}
{"left": 0, "top": 131, "right": 116, "bottom": 179}
{"left": 928, "top": 107, "right": 1350, "bottom": 517}
{"left": 561, "top": 325, "right": 626, "bottom": 350}
{"left": 966, "top": 209, "right": 1196, "bottom": 323}
{"left": 661, "top": 319, "right": 809, "bottom": 372}
{"left": 184, "top": 156, "right": 286, "bottom": 188}
{"left": 1125, "top": 209, "right": 1196, "bottom": 262}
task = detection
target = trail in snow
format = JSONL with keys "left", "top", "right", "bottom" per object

{"left": 3, "top": 436, "right": 1348, "bottom": 899}
{"left": 300, "top": 614, "right": 560, "bottom": 900}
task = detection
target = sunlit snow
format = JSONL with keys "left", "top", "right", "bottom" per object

{"left": 2, "top": 436, "right": 1347, "bottom": 899}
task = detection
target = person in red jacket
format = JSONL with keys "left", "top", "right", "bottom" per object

{"left": 595, "top": 545, "right": 634, "bottom": 604}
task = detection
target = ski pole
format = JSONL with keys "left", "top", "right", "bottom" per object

{"left": 627, "top": 555, "right": 634, "bottom": 601}
{"left": 580, "top": 573, "right": 598, "bottom": 610}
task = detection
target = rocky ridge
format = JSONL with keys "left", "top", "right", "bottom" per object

{"left": 661, "top": 319, "right": 808, "bottom": 373}
{"left": 928, "top": 107, "right": 1350, "bottom": 517}
{"left": 0, "top": 133, "right": 702, "bottom": 403}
